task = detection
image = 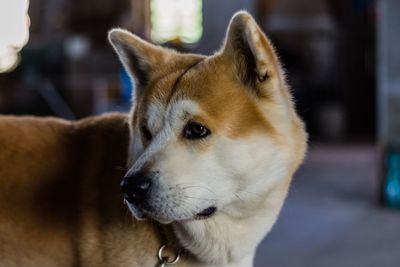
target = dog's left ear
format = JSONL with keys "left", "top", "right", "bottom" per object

{"left": 221, "top": 11, "right": 282, "bottom": 97}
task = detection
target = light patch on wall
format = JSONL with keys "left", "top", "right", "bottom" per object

{"left": 151, "top": 0, "right": 202, "bottom": 44}
{"left": 0, "top": 0, "right": 30, "bottom": 73}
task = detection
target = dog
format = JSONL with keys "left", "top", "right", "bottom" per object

{"left": 0, "top": 11, "right": 307, "bottom": 267}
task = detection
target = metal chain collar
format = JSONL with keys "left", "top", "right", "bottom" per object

{"left": 157, "top": 244, "right": 182, "bottom": 267}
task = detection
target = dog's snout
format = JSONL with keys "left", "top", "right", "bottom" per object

{"left": 121, "top": 171, "right": 152, "bottom": 205}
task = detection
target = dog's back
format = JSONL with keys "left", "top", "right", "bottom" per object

{"left": 0, "top": 114, "right": 165, "bottom": 267}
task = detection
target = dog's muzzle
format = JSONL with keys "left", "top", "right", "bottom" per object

{"left": 121, "top": 171, "right": 218, "bottom": 222}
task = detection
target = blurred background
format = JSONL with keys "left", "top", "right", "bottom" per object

{"left": 0, "top": 0, "right": 399, "bottom": 266}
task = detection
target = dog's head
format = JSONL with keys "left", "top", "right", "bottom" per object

{"left": 109, "top": 12, "right": 307, "bottom": 225}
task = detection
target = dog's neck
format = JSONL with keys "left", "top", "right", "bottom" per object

{"left": 171, "top": 216, "right": 259, "bottom": 267}
{"left": 166, "top": 184, "right": 288, "bottom": 267}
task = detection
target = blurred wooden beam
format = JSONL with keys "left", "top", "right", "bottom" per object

{"left": 130, "top": 0, "right": 151, "bottom": 40}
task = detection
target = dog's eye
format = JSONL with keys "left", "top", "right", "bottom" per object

{"left": 183, "top": 122, "right": 211, "bottom": 139}
{"left": 141, "top": 125, "right": 152, "bottom": 141}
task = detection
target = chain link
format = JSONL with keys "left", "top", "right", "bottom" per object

{"left": 157, "top": 244, "right": 181, "bottom": 267}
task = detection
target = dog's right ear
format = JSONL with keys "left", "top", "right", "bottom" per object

{"left": 108, "top": 29, "right": 172, "bottom": 89}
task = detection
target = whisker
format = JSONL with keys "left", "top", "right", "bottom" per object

{"left": 178, "top": 184, "right": 218, "bottom": 196}
{"left": 234, "top": 193, "right": 244, "bottom": 202}
{"left": 171, "top": 199, "right": 195, "bottom": 217}
{"left": 177, "top": 200, "right": 195, "bottom": 216}
{"left": 183, "top": 196, "right": 218, "bottom": 201}
{"left": 181, "top": 185, "right": 206, "bottom": 190}
{"left": 236, "top": 187, "right": 262, "bottom": 198}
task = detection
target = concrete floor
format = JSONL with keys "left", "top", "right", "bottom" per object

{"left": 254, "top": 145, "right": 400, "bottom": 267}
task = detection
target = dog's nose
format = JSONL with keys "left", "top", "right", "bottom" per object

{"left": 121, "top": 171, "right": 152, "bottom": 205}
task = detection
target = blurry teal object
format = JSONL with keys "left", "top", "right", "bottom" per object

{"left": 384, "top": 150, "right": 400, "bottom": 208}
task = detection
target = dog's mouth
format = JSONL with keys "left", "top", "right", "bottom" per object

{"left": 125, "top": 200, "right": 147, "bottom": 220}
{"left": 195, "top": 206, "right": 217, "bottom": 219}
{"left": 125, "top": 200, "right": 217, "bottom": 222}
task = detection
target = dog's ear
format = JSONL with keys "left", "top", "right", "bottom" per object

{"left": 108, "top": 29, "right": 173, "bottom": 89}
{"left": 220, "top": 11, "right": 283, "bottom": 97}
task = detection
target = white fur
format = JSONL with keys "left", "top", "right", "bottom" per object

{"left": 126, "top": 98, "right": 294, "bottom": 267}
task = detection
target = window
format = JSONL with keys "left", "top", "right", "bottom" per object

{"left": 0, "top": 0, "right": 30, "bottom": 73}
{"left": 150, "top": 0, "right": 202, "bottom": 44}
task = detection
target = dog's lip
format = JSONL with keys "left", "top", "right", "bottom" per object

{"left": 125, "top": 200, "right": 147, "bottom": 220}
{"left": 195, "top": 206, "right": 217, "bottom": 219}
{"left": 125, "top": 200, "right": 217, "bottom": 223}
{"left": 126, "top": 202, "right": 173, "bottom": 224}
{"left": 144, "top": 211, "right": 173, "bottom": 224}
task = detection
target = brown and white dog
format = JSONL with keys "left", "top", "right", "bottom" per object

{"left": 0, "top": 12, "right": 307, "bottom": 267}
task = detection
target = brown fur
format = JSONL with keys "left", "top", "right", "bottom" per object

{"left": 0, "top": 114, "right": 194, "bottom": 267}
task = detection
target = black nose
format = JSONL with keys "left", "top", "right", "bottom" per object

{"left": 121, "top": 171, "right": 152, "bottom": 205}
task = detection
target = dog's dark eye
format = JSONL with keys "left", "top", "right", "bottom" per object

{"left": 183, "top": 122, "right": 210, "bottom": 139}
{"left": 141, "top": 125, "right": 152, "bottom": 141}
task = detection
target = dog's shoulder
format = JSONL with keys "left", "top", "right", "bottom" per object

{"left": 74, "top": 112, "right": 129, "bottom": 131}
{"left": 71, "top": 113, "right": 130, "bottom": 158}
{"left": 0, "top": 112, "right": 129, "bottom": 142}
